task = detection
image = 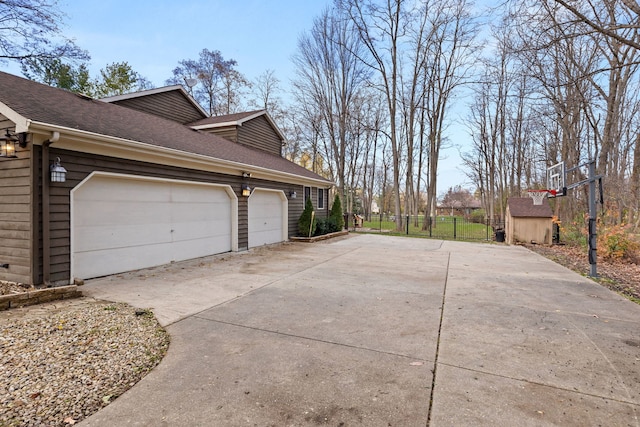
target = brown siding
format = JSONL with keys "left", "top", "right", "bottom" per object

{"left": 237, "top": 116, "right": 282, "bottom": 156}
{"left": 0, "top": 151, "right": 32, "bottom": 284}
{"left": 237, "top": 196, "right": 248, "bottom": 251}
{"left": 200, "top": 126, "right": 238, "bottom": 143}
{"left": 37, "top": 148, "right": 309, "bottom": 284}
{"left": 110, "top": 91, "right": 205, "bottom": 124}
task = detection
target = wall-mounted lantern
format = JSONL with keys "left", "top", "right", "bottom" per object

{"left": 0, "top": 130, "right": 29, "bottom": 158}
{"left": 289, "top": 191, "right": 297, "bottom": 199}
{"left": 50, "top": 157, "right": 67, "bottom": 183}
{"left": 241, "top": 184, "right": 251, "bottom": 197}
{"left": 0, "top": 130, "right": 18, "bottom": 158}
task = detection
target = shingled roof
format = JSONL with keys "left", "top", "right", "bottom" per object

{"left": 507, "top": 197, "right": 553, "bottom": 218}
{"left": 0, "top": 72, "right": 329, "bottom": 185}
{"left": 189, "top": 110, "right": 265, "bottom": 127}
{"left": 188, "top": 109, "right": 286, "bottom": 143}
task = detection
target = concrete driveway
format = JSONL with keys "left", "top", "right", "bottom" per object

{"left": 80, "top": 234, "right": 640, "bottom": 426}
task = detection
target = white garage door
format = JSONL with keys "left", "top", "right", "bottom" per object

{"left": 248, "top": 189, "right": 287, "bottom": 248}
{"left": 71, "top": 173, "right": 237, "bottom": 280}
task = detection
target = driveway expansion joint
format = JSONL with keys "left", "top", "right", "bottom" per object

{"left": 427, "top": 251, "right": 451, "bottom": 426}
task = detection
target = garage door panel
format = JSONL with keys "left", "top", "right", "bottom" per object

{"left": 169, "top": 201, "right": 230, "bottom": 223}
{"left": 74, "top": 200, "right": 172, "bottom": 227}
{"left": 170, "top": 184, "right": 229, "bottom": 203}
{"left": 248, "top": 190, "right": 286, "bottom": 248}
{"left": 171, "top": 236, "right": 231, "bottom": 260}
{"left": 74, "top": 242, "right": 174, "bottom": 280}
{"left": 76, "top": 179, "right": 171, "bottom": 203}
{"left": 171, "top": 220, "right": 231, "bottom": 242}
{"left": 74, "top": 223, "right": 172, "bottom": 252}
{"left": 72, "top": 174, "right": 234, "bottom": 280}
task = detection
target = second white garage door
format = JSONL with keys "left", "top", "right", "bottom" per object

{"left": 71, "top": 173, "right": 237, "bottom": 280}
{"left": 248, "top": 189, "right": 287, "bottom": 248}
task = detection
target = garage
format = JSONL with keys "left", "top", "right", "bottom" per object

{"left": 71, "top": 172, "right": 237, "bottom": 280}
{"left": 248, "top": 189, "right": 287, "bottom": 248}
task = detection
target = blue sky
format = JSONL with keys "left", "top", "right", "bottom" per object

{"left": 58, "top": 0, "right": 334, "bottom": 86}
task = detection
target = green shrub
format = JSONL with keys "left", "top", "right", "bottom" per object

{"left": 326, "top": 216, "right": 340, "bottom": 233}
{"left": 329, "top": 194, "right": 345, "bottom": 230}
{"left": 469, "top": 209, "right": 486, "bottom": 224}
{"left": 298, "top": 198, "right": 317, "bottom": 237}
{"left": 314, "top": 216, "right": 340, "bottom": 236}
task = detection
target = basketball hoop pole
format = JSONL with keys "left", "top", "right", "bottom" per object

{"left": 587, "top": 161, "right": 598, "bottom": 278}
{"left": 565, "top": 160, "right": 602, "bottom": 277}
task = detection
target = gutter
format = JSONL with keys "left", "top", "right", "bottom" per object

{"left": 27, "top": 122, "right": 333, "bottom": 188}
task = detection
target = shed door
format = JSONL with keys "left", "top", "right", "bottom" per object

{"left": 248, "top": 189, "right": 287, "bottom": 248}
{"left": 71, "top": 173, "right": 235, "bottom": 280}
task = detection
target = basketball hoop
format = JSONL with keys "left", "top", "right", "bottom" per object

{"left": 527, "top": 189, "right": 554, "bottom": 205}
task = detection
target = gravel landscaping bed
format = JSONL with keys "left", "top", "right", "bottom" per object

{"left": 0, "top": 299, "right": 170, "bottom": 426}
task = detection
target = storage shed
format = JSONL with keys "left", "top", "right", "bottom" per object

{"left": 505, "top": 197, "right": 553, "bottom": 245}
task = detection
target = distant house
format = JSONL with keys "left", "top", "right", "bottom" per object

{"left": 436, "top": 198, "right": 482, "bottom": 217}
{"left": 505, "top": 197, "right": 553, "bottom": 245}
{"left": 0, "top": 72, "right": 332, "bottom": 285}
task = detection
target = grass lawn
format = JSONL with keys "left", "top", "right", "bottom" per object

{"left": 361, "top": 215, "right": 493, "bottom": 241}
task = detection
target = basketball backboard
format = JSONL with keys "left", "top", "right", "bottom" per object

{"left": 547, "top": 161, "right": 566, "bottom": 197}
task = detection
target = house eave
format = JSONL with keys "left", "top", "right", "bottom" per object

{"left": 28, "top": 121, "right": 332, "bottom": 187}
{"left": 0, "top": 101, "right": 32, "bottom": 133}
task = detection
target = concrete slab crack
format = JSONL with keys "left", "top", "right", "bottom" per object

{"left": 426, "top": 251, "right": 451, "bottom": 426}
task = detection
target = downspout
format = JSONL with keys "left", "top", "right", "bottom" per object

{"left": 41, "top": 131, "right": 60, "bottom": 285}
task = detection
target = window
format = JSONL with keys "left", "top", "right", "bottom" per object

{"left": 317, "top": 188, "right": 324, "bottom": 209}
{"left": 304, "top": 186, "right": 311, "bottom": 205}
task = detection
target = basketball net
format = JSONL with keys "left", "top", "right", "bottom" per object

{"left": 527, "top": 190, "right": 551, "bottom": 205}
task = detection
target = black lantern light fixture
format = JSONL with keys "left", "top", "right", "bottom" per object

{"left": 0, "top": 129, "right": 19, "bottom": 158}
{"left": 50, "top": 157, "right": 67, "bottom": 183}
{"left": 241, "top": 184, "right": 251, "bottom": 197}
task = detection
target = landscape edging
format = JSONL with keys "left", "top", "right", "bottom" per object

{"left": 0, "top": 285, "right": 82, "bottom": 311}
{"left": 290, "top": 230, "right": 349, "bottom": 243}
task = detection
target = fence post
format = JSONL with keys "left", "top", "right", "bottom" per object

{"left": 406, "top": 215, "right": 409, "bottom": 235}
{"left": 486, "top": 218, "right": 489, "bottom": 241}
{"left": 453, "top": 217, "right": 457, "bottom": 239}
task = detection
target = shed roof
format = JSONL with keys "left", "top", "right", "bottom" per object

{"left": 0, "top": 72, "right": 330, "bottom": 186}
{"left": 507, "top": 197, "right": 553, "bottom": 218}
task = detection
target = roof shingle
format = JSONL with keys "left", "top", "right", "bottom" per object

{"left": 0, "top": 72, "right": 330, "bottom": 184}
{"left": 507, "top": 197, "right": 553, "bottom": 218}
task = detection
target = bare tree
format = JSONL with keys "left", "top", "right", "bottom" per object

{"left": 337, "top": 0, "right": 407, "bottom": 230}
{"left": 251, "top": 69, "right": 281, "bottom": 111}
{"left": 0, "top": 0, "right": 88, "bottom": 65}
{"left": 167, "top": 49, "right": 249, "bottom": 115}
{"left": 420, "top": 0, "right": 479, "bottom": 224}
{"left": 292, "top": 7, "right": 369, "bottom": 208}
{"left": 552, "top": 0, "right": 640, "bottom": 50}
